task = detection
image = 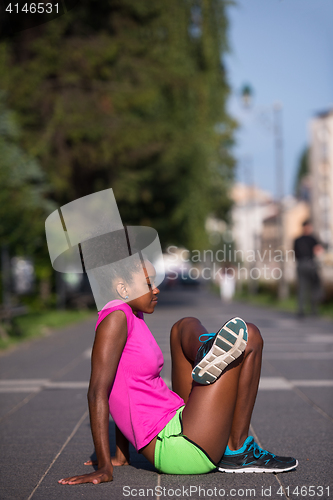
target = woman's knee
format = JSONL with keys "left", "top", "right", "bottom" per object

{"left": 246, "top": 322, "right": 264, "bottom": 351}
{"left": 171, "top": 317, "right": 201, "bottom": 336}
{"left": 170, "top": 317, "right": 202, "bottom": 353}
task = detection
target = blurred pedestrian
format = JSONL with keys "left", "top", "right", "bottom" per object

{"left": 219, "top": 267, "right": 236, "bottom": 303}
{"left": 293, "top": 220, "right": 323, "bottom": 318}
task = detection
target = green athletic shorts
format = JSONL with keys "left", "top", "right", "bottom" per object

{"left": 154, "top": 406, "right": 217, "bottom": 474}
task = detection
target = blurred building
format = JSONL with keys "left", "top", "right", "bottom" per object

{"left": 309, "top": 109, "right": 333, "bottom": 250}
{"left": 230, "top": 108, "right": 333, "bottom": 292}
{"left": 261, "top": 197, "right": 310, "bottom": 281}
{"left": 232, "top": 183, "right": 312, "bottom": 284}
{"left": 231, "top": 183, "right": 275, "bottom": 256}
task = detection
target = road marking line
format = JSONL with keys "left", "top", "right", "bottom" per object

{"left": 249, "top": 424, "right": 290, "bottom": 499}
{"left": 0, "top": 380, "right": 89, "bottom": 392}
{"left": 291, "top": 380, "right": 333, "bottom": 387}
{"left": 259, "top": 378, "right": 333, "bottom": 390}
{"left": 259, "top": 377, "right": 292, "bottom": 390}
{"left": 83, "top": 348, "right": 92, "bottom": 358}
{"left": 45, "top": 381, "right": 89, "bottom": 389}
{"left": 291, "top": 386, "right": 333, "bottom": 423}
{"left": 0, "top": 378, "right": 332, "bottom": 394}
{"left": 305, "top": 334, "right": 333, "bottom": 343}
{"left": 264, "top": 352, "right": 333, "bottom": 359}
{"left": 0, "top": 391, "right": 39, "bottom": 424}
{"left": 0, "top": 387, "right": 41, "bottom": 393}
{"left": 156, "top": 474, "right": 161, "bottom": 500}
{"left": 27, "top": 409, "right": 89, "bottom": 500}
{"left": 0, "top": 379, "right": 49, "bottom": 385}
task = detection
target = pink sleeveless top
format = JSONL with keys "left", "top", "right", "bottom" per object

{"left": 96, "top": 300, "right": 184, "bottom": 451}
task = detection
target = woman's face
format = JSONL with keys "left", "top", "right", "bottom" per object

{"left": 121, "top": 260, "right": 160, "bottom": 315}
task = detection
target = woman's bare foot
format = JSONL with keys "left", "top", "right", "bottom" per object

{"left": 84, "top": 457, "right": 130, "bottom": 466}
{"left": 84, "top": 459, "right": 98, "bottom": 466}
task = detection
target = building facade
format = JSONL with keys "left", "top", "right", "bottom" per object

{"left": 309, "top": 109, "right": 333, "bottom": 250}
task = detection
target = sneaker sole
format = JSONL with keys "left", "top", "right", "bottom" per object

{"left": 218, "top": 460, "right": 298, "bottom": 473}
{"left": 191, "top": 317, "right": 248, "bottom": 385}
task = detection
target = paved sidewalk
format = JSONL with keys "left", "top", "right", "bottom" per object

{"left": 0, "top": 286, "right": 332, "bottom": 500}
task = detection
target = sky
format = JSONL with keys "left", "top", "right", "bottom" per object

{"left": 225, "top": 0, "right": 333, "bottom": 198}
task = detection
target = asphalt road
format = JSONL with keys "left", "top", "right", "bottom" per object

{"left": 0, "top": 286, "right": 332, "bottom": 500}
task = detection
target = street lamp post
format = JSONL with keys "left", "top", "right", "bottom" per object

{"left": 240, "top": 85, "right": 288, "bottom": 301}
{"left": 241, "top": 154, "right": 258, "bottom": 294}
{"left": 239, "top": 85, "right": 258, "bottom": 295}
{"left": 273, "top": 103, "right": 288, "bottom": 300}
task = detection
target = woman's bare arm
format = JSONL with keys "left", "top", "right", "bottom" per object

{"left": 59, "top": 310, "right": 127, "bottom": 485}
{"left": 84, "top": 425, "right": 130, "bottom": 466}
{"left": 114, "top": 425, "right": 130, "bottom": 465}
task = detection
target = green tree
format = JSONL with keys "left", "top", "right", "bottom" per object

{"left": 0, "top": 92, "right": 52, "bottom": 252}
{"left": 0, "top": 92, "right": 54, "bottom": 306}
{"left": 294, "top": 147, "right": 310, "bottom": 200}
{"left": 0, "top": 0, "right": 235, "bottom": 251}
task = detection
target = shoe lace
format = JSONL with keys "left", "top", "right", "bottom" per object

{"left": 198, "top": 333, "right": 215, "bottom": 342}
{"left": 249, "top": 441, "right": 273, "bottom": 460}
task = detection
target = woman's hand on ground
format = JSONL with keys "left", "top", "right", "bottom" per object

{"left": 58, "top": 465, "right": 113, "bottom": 485}
{"left": 84, "top": 456, "right": 129, "bottom": 466}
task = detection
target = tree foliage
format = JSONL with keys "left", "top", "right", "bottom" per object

{"left": 0, "top": 92, "right": 53, "bottom": 253}
{"left": 0, "top": 0, "right": 235, "bottom": 251}
{"left": 294, "top": 146, "right": 309, "bottom": 200}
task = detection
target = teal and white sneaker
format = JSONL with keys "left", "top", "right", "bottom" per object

{"left": 191, "top": 317, "right": 248, "bottom": 385}
{"left": 218, "top": 436, "right": 298, "bottom": 473}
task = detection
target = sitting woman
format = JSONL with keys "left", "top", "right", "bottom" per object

{"left": 58, "top": 257, "right": 297, "bottom": 485}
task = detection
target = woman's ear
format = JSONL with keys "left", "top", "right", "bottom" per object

{"left": 116, "top": 281, "right": 128, "bottom": 300}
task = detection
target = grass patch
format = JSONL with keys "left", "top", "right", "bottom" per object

{"left": 234, "top": 290, "right": 296, "bottom": 312}
{"left": 234, "top": 288, "right": 333, "bottom": 319}
{"left": 0, "top": 309, "right": 95, "bottom": 351}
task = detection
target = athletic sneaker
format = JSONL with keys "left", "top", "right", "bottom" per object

{"left": 191, "top": 317, "right": 248, "bottom": 385}
{"left": 217, "top": 436, "right": 298, "bottom": 473}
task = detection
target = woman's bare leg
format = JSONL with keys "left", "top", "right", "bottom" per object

{"left": 170, "top": 317, "right": 202, "bottom": 402}
{"left": 228, "top": 322, "right": 263, "bottom": 449}
{"left": 170, "top": 317, "right": 263, "bottom": 463}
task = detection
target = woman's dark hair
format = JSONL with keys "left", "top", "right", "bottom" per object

{"left": 81, "top": 228, "right": 146, "bottom": 300}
